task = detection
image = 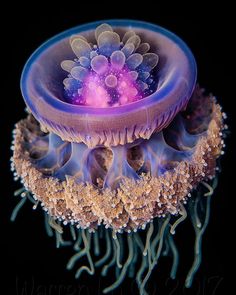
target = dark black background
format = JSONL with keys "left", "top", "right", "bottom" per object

{"left": 1, "top": 2, "right": 235, "bottom": 295}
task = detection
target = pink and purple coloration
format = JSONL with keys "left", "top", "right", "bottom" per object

{"left": 66, "top": 65, "right": 142, "bottom": 107}
{"left": 61, "top": 23, "right": 158, "bottom": 107}
{"left": 11, "top": 20, "right": 226, "bottom": 295}
{"left": 20, "top": 20, "right": 197, "bottom": 147}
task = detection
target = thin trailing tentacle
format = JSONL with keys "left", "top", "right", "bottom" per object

{"left": 74, "top": 231, "right": 82, "bottom": 251}
{"left": 128, "top": 240, "right": 138, "bottom": 278}
{"left": 193, "top": 195, "right": 202, "bottom": 228}
{"left": 143, "top": 222, "right": 154, "bottom": 256}
{"left": 170, "top": 203, "right": 187, "bottom": 234}
{"left": 134, "top": 233, "right": 145, "bottom": 252}
{"left": 44, "top": 213, "right": 53, "bottom": 237}
{"left": 136, "top": 252, "right": 148, "bottom": 289}
{"left": 185, "top": 185, "right": 213, "bottom": 288}
{"left": 67, "top": 230, "right": 91, "bottom": 271}
{"left": 202, "top": 181, "right": 214, "bottom": 196}
{"left": 55, "top": 230, "right": 72, "bottom": 248}
{"left": 136, "top": 223, "right": 156, "bottom": 291}
{"left": 151, "top": 219, "right": 161, "bottom": 260}
{"left": 115, "top": 264, "right": 121, "bottom": 280}
{"left": 103, "top": 233, "right": 134, "bottom": 294}
{"left": 93, "top": 230, "right": 100, "bottom": 256}
{"left": 10, "top": 196, "right": 27, "bottom": 221}
{"left": 168, "top": 232, "right": 179, "bottom": 279}
{"left": 101, "top": 239, "right": 117, "bottom": 276}
{"left": 70, "top": 225, "right": 77, "bottom": 241}
{"left": 140, "top": 215, "right": 171, "bottom": 294}
{"left": 162, "top": 235, "right": 170, "bottom": 256}
{"left": 48, "top": 216, "right": 63, "bottom": 234}
{"left": 75, "top": 230, "right": 95, "bottom": 279}
{"left": 136, "top": 234, "right": 148, "bottom": 288}
{"left": 142, "top": 223, "right": 154, "bottom": 293}
{"left": 95, "top": 229, "right": 111, "bottom": 267}
{"left": 67, "top": 248, "right": 87, "bottom": 270}
{"left": 113, "top": 233, "right": 123, "bottom": 268}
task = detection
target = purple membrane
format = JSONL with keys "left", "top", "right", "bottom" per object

{"left": 30, "top": 112, "right": 197, "bottom": 190}
{"left": 21, "top": 20, "right": 197, "bottom": 147}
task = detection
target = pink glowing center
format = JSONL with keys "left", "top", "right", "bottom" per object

{"left": 62, "top": 24, "right": 159, "bottom": 107}
{"left": 75, "top": 67, "right": 141, "bottom": 107}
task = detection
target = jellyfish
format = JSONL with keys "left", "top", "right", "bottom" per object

{"left": 10, "top": 20, "right": 227, "bottom": 294}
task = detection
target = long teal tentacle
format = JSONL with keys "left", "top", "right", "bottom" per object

{"left": 185, "top": 185, "right": 212, "bottom": 287}
{"left": 103, "top": 233, "right": 134, "bottom": 294}
{"left": 10, "top": 197, "right": 27, "bottom": 221}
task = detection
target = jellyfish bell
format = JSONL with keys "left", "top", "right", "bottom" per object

{"left": 20, "top": 20, "right": 196, "bottom": 147}
{"left": 11, "top": 20, "right": 226, "bottom": 294}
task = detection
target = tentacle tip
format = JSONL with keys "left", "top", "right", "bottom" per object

{"left": 185, "top": 280, "right": 192, "bottom": 289}
{"left": 10, "top": 216, "right": 16, "bottom": 222}
{"left": 66, "top": 265, "right": 73, "bottom": 270}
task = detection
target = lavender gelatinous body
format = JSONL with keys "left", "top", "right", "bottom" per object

{"left": 11, "top": 20, "right": 226, "bottom": 295}
{"left": 21, "top": 20, "right": 196, "bottom": 147}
